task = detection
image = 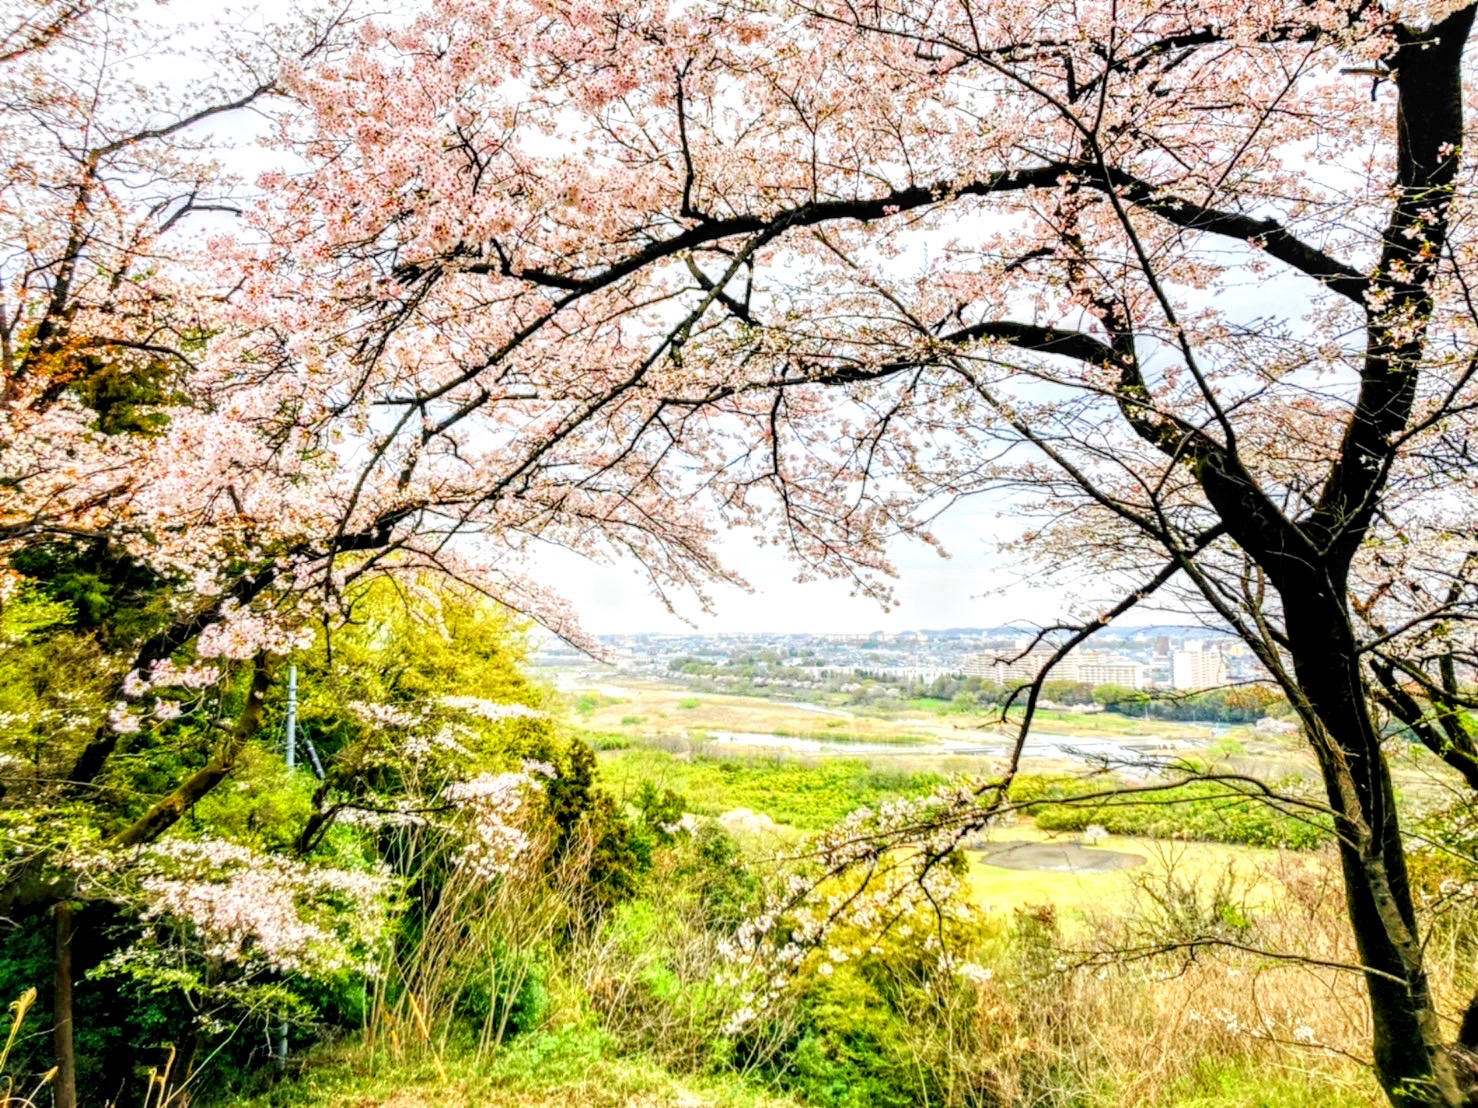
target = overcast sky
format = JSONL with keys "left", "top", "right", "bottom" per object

{"left": 531, "top": 494, "right": 1085, "bottom": 635}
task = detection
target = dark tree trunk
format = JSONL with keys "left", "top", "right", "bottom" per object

{"left": 53, "top": 902, "right": 77, "bottom": 1108}
{"left": 1281, "top": 575, "right": 1460, "bottom": 1106}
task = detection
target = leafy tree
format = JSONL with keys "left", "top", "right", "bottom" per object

{"left": 1038, "top": 680, "right": 1096, "bottom": 706}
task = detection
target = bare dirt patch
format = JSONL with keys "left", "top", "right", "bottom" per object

{"left": 972, "top": 839, "right": 1145, "bottom": 873}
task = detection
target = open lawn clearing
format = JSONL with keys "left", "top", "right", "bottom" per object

{"left": 966, "top": 826, "right": 1304, "bottom": 915}
{"left": 560, "top": 674, "right": 1220, "bottom": 744}
{"left": 569, "top": 677, "right": 1240, "bottom": 771}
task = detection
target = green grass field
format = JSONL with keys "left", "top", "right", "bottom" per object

{"left": 595, "top": 745, "right": 945, "bottom": 831}
{"left": 231, "top": 1027, "right": 805, "bottom": 1107}
{"left": 597, "top": 744, "right": 1311, "bottom": 920}
{"left": 964, "top": 825, "right": 1293, "bottom": 914}
{"left": 563, "top": 675, "right": 1249, "bottom": 750}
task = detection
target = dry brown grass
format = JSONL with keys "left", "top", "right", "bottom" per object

{"left": 846, "top": 840, "right": 1393, "bottom": 1107}
{"left": 969, "top": 843, "right": 1384, "bottom": 1105}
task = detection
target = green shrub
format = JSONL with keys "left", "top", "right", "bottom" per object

{"left": 455, "top": 943, "right": 549, "bottom": 1040}
{"left": 769, "top": 969, "right": 921, "bottom": 1108}
{"left": 546, "top": 741, "right": 649, "bottom": 915}
{"left": 588, "top": 731, "right": 633, "bottom": 751}
{"left": 1018, "top": 775, "right": 1329, "bottom": 849}
{"left": 690, "top": 824, "right": 760, "bottom": 931}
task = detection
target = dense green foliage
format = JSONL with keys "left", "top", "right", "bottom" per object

{"left": 1012, "top": 775, "right": 1331, "bottom": 849}
{"left": 1091, "top": 685, "right": 1290, "bottom": 725}
{"left": 596, "top": 747, "right": 946, "bottom": 831}
{"left": 9, "top": 539, "right": 169, "bottom": 640}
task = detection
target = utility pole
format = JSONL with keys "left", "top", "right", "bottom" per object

{"left": 285, "top": 664, "right": 298, "bottom": 772}
{"left": 277, "top": 663, "right": 298, "bottom": 1076}
{"left": 54, "top": 903, "right": 77, "bottom": 1108}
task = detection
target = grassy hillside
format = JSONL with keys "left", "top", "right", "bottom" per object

{"left": 226, "top": 743, "right": 1391, "bottom": 1108}
{"left": 231, "top": 1028, "right": 806, "bottom": 1107}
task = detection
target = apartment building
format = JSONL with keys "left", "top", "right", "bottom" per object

{"left": 960, "top": 648, "right": 1148, "bottom": 688}
{"left": 1171, "top": 646, "right": 1228, "bottom": 691}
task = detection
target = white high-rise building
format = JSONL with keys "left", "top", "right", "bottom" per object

{"left": 1171, "top": 646, "right": 1227, "bottom": 690}
{"left": 960, "top": 648, "right": 1057, "bottom": 682}
{"left": 1074, "top": 655, "right": 1150, "bottom": 689}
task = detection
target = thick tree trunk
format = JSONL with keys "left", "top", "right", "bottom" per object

{"left": 53, "top": 903, "right": 77, "bottom": 1108}
{"left": 1457, "top": 994, "right": 1478, "bottom": 1098}
{"left": 1282, "top": 579, "right": 1460, "bottom": 1106}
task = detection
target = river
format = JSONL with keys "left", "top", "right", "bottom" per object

{"left": 698, "top": 729, "right": 1204, "bottom": 765}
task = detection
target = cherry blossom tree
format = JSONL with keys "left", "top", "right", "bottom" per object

{"left": 0, "top": 1, "right": 556, "bottom": 1098}
{"left": 0, "top": 0, "right": 734, "bottom": 916}
{"left": 221, "top": 0, "right": 1478, "bottom": 1101}
{"left": 7, "top": 0, "right": 1478, "bottom": 1101}
{"left": 0, "top": 4, "right": 749, "bottom": 1096}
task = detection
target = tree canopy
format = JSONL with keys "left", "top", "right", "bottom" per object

{"left": 4, "top": 0, "right": 1478, "bottom": 1102}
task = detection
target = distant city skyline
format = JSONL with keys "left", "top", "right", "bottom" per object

{"left": 539, "top": 618, "right": 1250, "bottom": 693}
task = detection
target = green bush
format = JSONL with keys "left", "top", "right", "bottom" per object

{"left": 1018, "top": 775, "right": 1329, "bottom": 849}
{"left": 587, "top": 731, "right": 633, "bottom": 751}
{"left": 455, "top": 943, "right": 549, "bottom": 1040}
{"left": 547, "top": 741, "right": 649, "bottom": 916}
{"left": 764, "top": 965, "right": 921, "bottom": 1108}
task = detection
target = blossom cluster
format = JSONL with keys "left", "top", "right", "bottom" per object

{"left": 124, "top": 661, "right": 223, "bottom": 697}
{"left": 402, "top": 723, "right": 472, "bottom": 762}
{"left": 440, "top": 695, "right": 545, "bottom": 722}
{"left": 349, "top": 693, "right": 546, "bottom": 767}
{"left": 1185, "top": 1005, "right": 1323, "bottom": 1049}
{"left": 195, "top": 603, "right": 316, "bottom": 661}
{"left": 441, "top": 761, "right": 556, "bottom": 882}
{"left": 348, "top": 700, "right": 427, "bottom": 730}
{"left": 135, "top": 838, "right": 390, "bottom": 975}
{"left": 718, "top": 781, "right": 992, "bottom": 1031}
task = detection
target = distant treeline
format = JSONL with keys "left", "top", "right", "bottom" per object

{"left": 908, "top": 676, "right": 1291, "bottom": 724}
{"left": 665, "top": 657, "right": 1292, "bottom": 724}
